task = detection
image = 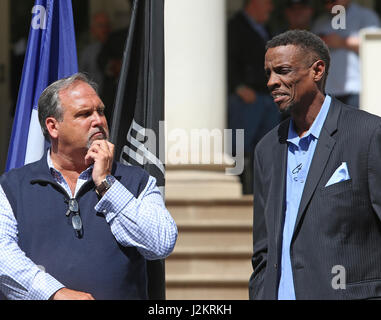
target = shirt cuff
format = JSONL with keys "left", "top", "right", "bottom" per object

{"left": 94, "top": 180, "right": 134, "bottom": 223}
{"left": 26, "top": 270, "right": 65, "bottom": 300}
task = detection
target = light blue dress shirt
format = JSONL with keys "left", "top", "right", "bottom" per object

{"left": 278, "top": 95, "right": 332, "bottom": 300}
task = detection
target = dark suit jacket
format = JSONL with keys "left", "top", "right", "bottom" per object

{"left": 249, "top": 98, "right": 381, "bottom": 300}
{"left": 227, "top": 11, "right": 270, "bottom": 94}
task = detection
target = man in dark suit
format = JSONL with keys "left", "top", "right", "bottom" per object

{"left": 249, "top": 30, "right": 381, "bottom": 300}
{"left": 228, "top": 0, "right": 280, "bottom": 194}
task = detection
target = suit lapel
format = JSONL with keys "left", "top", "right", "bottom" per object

{"left": 292, "top": 98, "right": 342, "bottom": 240}
{"left": 273, "top": 120, "right": 289, "bottom": 254}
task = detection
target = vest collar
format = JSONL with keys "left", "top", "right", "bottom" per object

{"left": 29, "top": 150, "right": 57, "bottom": 185}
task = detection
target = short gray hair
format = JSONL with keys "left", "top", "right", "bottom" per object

{"left": 38, "top": 72, "right": 98, "bottom": 139}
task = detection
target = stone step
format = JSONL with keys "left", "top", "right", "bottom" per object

{"left": 164, "top": 195, "right": 253, "bottom": 300}
{"left": 166, "top": 256, "right": 252, "bottom": 277}
{"left": 176, "top": 222, "right": 252, "bottom": 230}
{"left": 166, "top": 286, "right": 249, "bottom": 300}
{"left": 174, "top": 229, "right": 252, "bottom": 252}
{"left": 165, "top": 170, "right": 243, "bottom": 200}
{"left": 166, "top": 196, "right": 253, "bottom": 207}
{"left": 170, "top": 246, "right": 251, "bottom": 257}
{"left": 166, "top": 285, "right": 249, "bottom": 300}
{"left": 167, "top": 198, "right": 253, "bottom": 233}
{"left": 166, "top": 274, "right": 249, "bottom": 285}
{"left": 169, "top": 210, "right": 252, "bottom": 227}
{"left": 166, "top": 274, "right": 249, "bottom": 300}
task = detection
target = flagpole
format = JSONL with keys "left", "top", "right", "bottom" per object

{"left": 110, "top": 0, "right": 139, "bottom": 144}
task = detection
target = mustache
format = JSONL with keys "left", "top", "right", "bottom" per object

{"left": 86, "top": 127, "right": 109, "bottom": 148}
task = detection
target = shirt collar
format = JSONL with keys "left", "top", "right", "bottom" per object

{"left": 46, "top": 149, "right": 93, "bottom": 182}
{"left": 287, "top": 95, "right": 332, "bottom": 145}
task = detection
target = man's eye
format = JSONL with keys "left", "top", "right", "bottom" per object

{"left": 278, "top": 68, "right": 290, "bottom": 74}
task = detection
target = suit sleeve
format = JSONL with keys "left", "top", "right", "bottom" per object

{"left": 249, "top": 147, "right": 268, "bottom": 300}
{"left": 368, "top": 123, "right": 381, "bottom": 221}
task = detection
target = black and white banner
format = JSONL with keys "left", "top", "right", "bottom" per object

{"left": 109, "top": 0, "right": 166, "bottom": 300}
{"left": 121, "top": 119, "right": 165, "bottom": 195}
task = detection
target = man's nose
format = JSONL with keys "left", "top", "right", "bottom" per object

{"left": 267, "top": 72, "right": 280, "bottom": 90}
{"left": 91, "top": 111, "right": 104, "bottom": 126}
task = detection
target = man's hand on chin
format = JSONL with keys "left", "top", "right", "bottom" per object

{"left": 85, "top": 140, "right": 115, "bottom": 187}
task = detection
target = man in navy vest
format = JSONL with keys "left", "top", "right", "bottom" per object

{"left": 0, "top": 73, "right": 178, "bottom": 300}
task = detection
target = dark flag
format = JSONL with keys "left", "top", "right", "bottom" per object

{"left": 110, "top": 0, "right": 166, "bottom": 299}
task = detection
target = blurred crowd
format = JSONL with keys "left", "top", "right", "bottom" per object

{"left": 227, "top": 0, "right": 380, "bottom": 194}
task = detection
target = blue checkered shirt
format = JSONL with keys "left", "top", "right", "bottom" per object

{"left": 0, "top": 152, "right": 177, "bottom": 300}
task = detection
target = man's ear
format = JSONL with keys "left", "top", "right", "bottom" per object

{"left": 312, "top": 60, "right": 326, "bottom": 83}
{"left": 45, "top": 117, "right": 59, "bottom": 139}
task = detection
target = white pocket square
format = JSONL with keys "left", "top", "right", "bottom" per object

{"left": 325, "top": 162, "right": 350, "bottom": 187}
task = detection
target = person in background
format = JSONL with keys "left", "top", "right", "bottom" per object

{"left": 97, "top": 26, "right": 128, "bottom": 121}
{"left": 79, "top": 12, "right": 111, "bottom": 96}
{"left": 0, "top": 73, "right": 177, "bottom": 300}
{"left": 284, "top": 0, "right": 314, "bottom": 31}
{"left": 227, "top": 0, "right": 281, "bottom": 194}
{"left": 312, "top": 0, "right": 380, "bottom": 107}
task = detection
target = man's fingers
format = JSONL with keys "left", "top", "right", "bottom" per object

{"left": 87, "top": 141, "right": 114, "bottom": 164}
{"left": 107, "top": 141, "right": 115, "bottom": 155}
{"left": 89, "top": 139, "right": 113, "bottom": 152}
{"left": 86, "top": 140, "right": 115, "bottom": 186}
{"left": 87, "top": 146, "right": 110, "bottom": 161}
{"left": 51, "top": 288, "right": 96, "bottom": 300}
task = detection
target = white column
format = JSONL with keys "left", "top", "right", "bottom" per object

{"left": 360, "top": 30, "right": 381, "bottom": 115}
{"left": 164, "top": 0, "right": 242, "bottom": 199}
{"left": 165, "top": 0, "right": 228, "bottom": 164}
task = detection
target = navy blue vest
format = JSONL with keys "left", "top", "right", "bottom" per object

{"left": 0, "top": 155, "right": 150, "bottom": 300}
